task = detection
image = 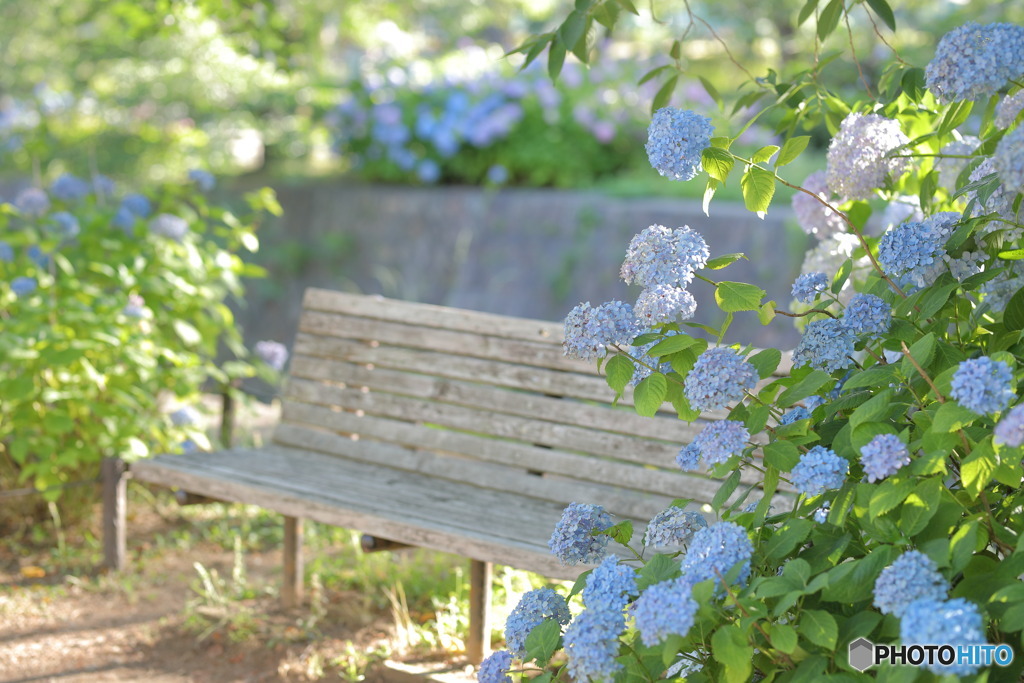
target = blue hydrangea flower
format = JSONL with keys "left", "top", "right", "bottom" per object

{"left": 935, "top": 137, "right": 980, "bottom": 190}
{"left": 950, "top": 356, "right": 1015, "bottom": 416}
{"left": 643, "top": 508, "right": 708, "bottom": 549}
{"left": 123, "top": 294, "right": 146, "bottom": 318}
{"left": 779, "top": 406, "right": 810, "bottom": 425}
{"left": 634, "top": 285, "right": 697, "bottom": 325}
{"left": 171, "top": 406, "right": 200, "bottom": 426}
{"left": 792, "top": 272, "right": 829, "bottom": 304}
{"left": 632, "top": 578, "right": 698, "bottom": 646}
{"left": 0, "top": 240, "right": 13, "bottom": 263}
{"left": 582, "top": 556, "right": 637, "bottom": 612}
{"left": 926, "top": 22, "right": 1024, "bottom": 104}
{"left": 477, "top": 650, "right": 513, "bottom": 683}
{"left": 804, "top": 395, "right": 827, "bottom": 412}
{"left": 255, "top": 340, "right": 289, "bottom": 371}
{"left": 620, "top": 224, "right": 710, "bottom": 289}
{"left": 792, "top": 318, "right": 856, "bottom": 373}
{"left": 873, "top": 550, "right": 949, "bottom": 618}
{"left": 792, "top": 170, "right": 847, "bottom": 239}
{"left": 900, "top": 598, "right": 987, "bottom": 676}
{"left": 676, "top": 443, "right": 700, "bottom": 471}
{"left": 149, "top": 213, "right": 189, "bottom": 241}
{"left": 416, "top": 159, "right": 441, "bottom": 183}
{"left": 504, "top": 588, "right": 571, "bottom": 657}
{"left": 790, "top": 445, "right": 847, "bottom": 497}
{"left": 995, "top": 403, "right": 1024, "bottom": 447}
{"left": 645, "top": 107, "right": 714, "bottom": 182}
{"left": 121, "top": 193, "right": 152, "bottom": 218}
{"left": 112, "top": 207, "right": 136, "bottom": 232}
{"left": 860, "top": 433, "right": 911, "bottom": 483}
{"left": 967, "top": 158, "right": 1017, "bottom": 224}
{"left": 812, "top": 501, "right": 830, "bottom": 524}
{"left": 50, "top": 173, "right": 90, "bottom": 201}
{"left": 996, "top": 90, "right": 1024, "bottom": 129}
{"left": 680, "top": 522, "right": 754, "bottom": 589}
{"left": 27, "top": 245, "right": 49, "bottom": 269}
{"left": 188, "top": 169, "right": 216, "bottom": 192}
{"left": 825, "top": 113, "right": 910, "bottom": 200}
{"left": 627, "top": 337, "right": 673, "bottom": 386}
{"left": 684, "top": 348, "right": 757, "bottom": 412}
{"left": 678, "top": 420, "right": 750, "bottom": 469}
{"left": 11, "top": 276, "right": 37, "bottom": 297}
{"left": 842, "top": 293, "right": 891, "bottom": 338}
{"left": 878, "top": 212, "right": 962, "bottom": 288}
{"left": 994, "top": 126, "right": 1024, "bottom": 194}
{"left": 549, "top": 502, "right": 613, "bottom": 565}
{"left": 562, "top": 300, "right": 641, "bottom": 361}
{"left": 92, "top": 174, "right": 116, "bottom": 198}
{"left": 14, "top": 187, "right": 50, "bottom": 216}
{"left": 51, "top": 211, "right": 80, "bottom": 239}
{"left": 486, "top": 164, "right": 509, "bottom": 185}
{"left": 563, "top": 608, "right": 624, "bottom": 682}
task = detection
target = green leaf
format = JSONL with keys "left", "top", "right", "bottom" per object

{"left": 797, "top": 0, "right": 819, "bottom": 26}
{"left": 173, "top": 320, "right": 202, "bottom": 346}
{"left": 849, "top": 389, "right": 894, "bottom": 430}
{"left": 613, "top": 0, "right": 639, "bottom": 14}
{"left": 648, "top": 335, "right": 698, "bottom": 357}
{"left": 776, "top": 135, "right": 811, "bottom": 167}
{"left": 900, "top": 333, "right": 936, "bottom": 378}
{"left": 764, "top": 520, "right": 814, "bottom": 561}
{"left": 900, "top": 478, "right": 942, "bottom": 537}
{"left": 772, "top": 623, "right": 799, "bottom": 654}
{"left": 698, "top": 76, "right": 723, "bottom": 109}
{"left": 932, "top": 401, "right": 978, "bottom": 433}
{"left": 638, "top": 65, "right": 671, "bottom": 85}
{"left": 763, "top": 439, "right": 800, "bottom": 471}
{"left": 703, "top": 177, "right": 719, "bottom": 216}
{"left": 777, "top": 370, "right": 832, "bottom": 407}
{"left": 817, "top": 0, "right": 844, "bottom": 41}
{"left": 901, "top": 68, "right": 926, "bottom": 100}
{"left": 869, "top": 478, "right": 916, "bottom": 518}
{"left": 949, "top": 521, "right": 979, "bottom": 573}
{"left": 1005, "top": 287, "right": 1024, "bottom": 331}
{"left": 652, "top": 75, "right": 678, "bottom": 113}
{"left": 715, "top": 281, "right": 766, "bottom": 312}
{"left": 752, "top": 145, "right": 780, "bottom": 164}
{"left": 711, "top": 625, "right": 753, "bottom": 683}
{"left": 705, "top": 253, "right": 747, "bottom": 270}
{"left": 961, "top": 439, "right": 997, "bottom": 499}
{"left": 547, "top": 41, "right": 566, "bottom": 80}
{"left": 842, "top": 364, "right": 901, "bottom": 391}
{"left": 831, "top": 258, "right": 853, "bottom": 294}
{"left": 701, "top": 147, "right": 735, "bottom": 183}
{"left": 799, "top": 610, "right": 838, "bottom": 649}
{"left": 759, "top": 301, "right": 777, "bottom": 325}
{"left": 637, "top": 553, "right": 681, "bottom": 590}
{"left": 525, "top": 620, "right": 562, "bottom": 667}
{"left": 605, "top": 355, "right": 634, "bottom": 395}
{"left": 601, "top": 520, "right": 634, "bottom": 545}
{"left": 865, "top": 0, "right": 896, "bottom": 30}
{"left": 741, "top": 165, "right": 776, "bottom": 218}
{"left": 749, "top": 348, "right": 782, "bottom": 379}
{"left": 634, "top": 373, "right": 668, "bottom": 417}
{"left": 558, "top": 11, "right": 586, "bottom": 52}
{"left": 938, "top": 100, "right": 974, "bottom": 138}
{"left": 712, "top": 470, "right": 742, "bottom": 511}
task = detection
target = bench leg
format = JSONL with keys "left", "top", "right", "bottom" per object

{"left": 282, "top": 516, "right": 304, "bottom": 608}
{"left": 101, "top": 457, "right": 128, "bottom": 571}
{"left": 467, "top": 559, "right": 493, "bottom": 665}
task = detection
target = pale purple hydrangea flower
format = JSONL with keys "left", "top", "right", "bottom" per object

{"left": 900, "top": 598, "right": 987, "bottom": 676}
{"left": 643, "top": 508, "right": 708, "bottom": 549}
{"left": 50, "top": 211, "right": 80, "bottom": 239}
{"left": 792, "top": 170, "right": 847, "bottom": 239}
{"left": 879, "top": 196, "right": 924, "bottom": 232}
{"left": 11, "top": 276, "right": 37, "bottom": 297}
{"left": 634, "top": 285, "right": 696, "bottom": 324}
{"left": 170, "top": 406, "right": 201, "bottom": 426}
{"left": 981, "top": 263, "right": 1024, "bottom": 311}
{"left": 791, "top": 272, "right": 829, "bottom": 304}
{"left": 563, "top": 300, "right": 640, "bottom": 361}
{"left": 995, "top": 404, "right": 1024, "bottom": 447}
{"left": 632, "top": 578, "right": 698, "bottom": 646}
{"left": 936, "top": 137, "right": 980, "bottom": 190}
{"left": 14, "top": 187, "right": 50, "bottom": 216}
{"left": 149, "top": 213, "right": 189, "bottom": 241}
{"left": 925, "top": 22, "right": 1024, "bottom": 104}
{"left": 873, "top": 550, "right": 948, "bottom": 618}
{"left": 860, "top": 433, "right": 911, "bottom": 482}
{"left": 825, "top": 113, "right": 910, "bottom": 200}
{"left": 548, "top": 502, "right": 613, "bottom": 565}
{"left": 121, "top": 193, "right": 152, "bottom": 218}
{"left": 50, "top": 173, "right": 90, "bottom": 201}
{"left": 842, "top": 293, "right": 891, "bottom": 338}
{"left": 993, "top": 126, "right": 1024, "bottom": 194}
{"left": 683, "top": 348, "right": 757, "bottom": 412}
{"left": 968, "top": 157, "right": 1018, "bottom": 225}
{"left": 792, "top": 318, "right": 857, "bottom": 373}
{"left": 255, "top": 340, "right": 289, "bottom": 371}
{"left": 950, "top": 356, "right": 1015, "bottom": 416}
{"left": 620, "top": 225, "right": 709, "bottom": 288}
{"left": 645, "top": 107, "right": 714, "bottom": 182}
{"left": 676, "top": 420, "right": 749, "bottom": 470}
{"left": 504, "top": 588, "right": 571, "bottom": 657}
{"left": 477, "top": 650, "right": 513, "bottom": 683}
{"left": 996, "top": 90, "right": 1024, "bottom": 128}
{"left": 680, "top": 522, "right": 754, "bottom": 589}
{"left": 123, "top": 294, "right": 146, "bottom": 317}
{"left": 790, "top": 445, "right": 847, "bottom": 497}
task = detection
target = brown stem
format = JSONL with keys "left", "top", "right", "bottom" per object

{"left": 774, "top": 308, "right": 837, "bottom": 319}
{"left": 843, "top": 7, "right": 873, "bottom": 98}
{"left": 900, "top": 341, "right": 944, "bottom": 402}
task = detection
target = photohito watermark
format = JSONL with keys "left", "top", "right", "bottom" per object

{"left": 848, "top": 638, "right": 1014, "bottom": 672}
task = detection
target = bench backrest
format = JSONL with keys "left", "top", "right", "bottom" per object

{"left": 276, "top": 288, "right": 773, "bottom": 526}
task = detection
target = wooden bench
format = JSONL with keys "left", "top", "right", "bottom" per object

{"left": 103, "top": 287, "right": 782, "bottom": 663}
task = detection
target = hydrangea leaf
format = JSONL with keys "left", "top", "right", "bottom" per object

{"left": 949, "top": 521, "right": 980, "bottom": 573}
{"left": 648, "top": 334, "right": 698, "bottom": 357}
{"left": 524, "top": 620, "right": 562, "bottom": 667}
{"left": 605, "top": 354, "right": 634, "bottom": 396}
{"left": 763, "top": 439, "right": 800, "bottom": 471}
{"left": 752, "top": 145, "right": 780, "bottom": 164}
{"left": 740, "top": 165, "right": 776, "bottom": 218}
{"left": 817, "top": 0, "right": 844, "bottom": 41}
{"left": 799, "top": 610, "right": 838, "bottom": 650}
{"left": 961, "top": 439, "right": 997, "bottom": 498}
{"left": 932, "top": 401, "right": 978, "bottom": 433}
{"left": 715, "top": 281, "right": 765, "bottom": 312}
{"left": 899, "top": 477, "right": 943, "bottom": 536}
{"left": 748, "top": 347, "right": 782, "bottom": 379}
{"left": 711, "top": 625, "right": 753, "bottom": 683}
{"left": 711, "top": 470, "right": 742, "bottom": 511}
{"left": 777, "top": 369, "right": 831, "bottom": 407}
{"left": 776, "top": 135, "right": 810, "bottom": 167}
{"left": 701, "top": 147, "right": 734, "bottom": 183}
{"left": 634, "top": 373, "right": 667, "bottom": 417}
{"left": 763, "top": 519, "right": 814, "bottom": 561}
{"left": 868, "top": 477, "right": 916, "bottom": 518}
{"left": 636, "top": 553, "right": 681, "bottom": 591}
{"left": 705, "top": 252, "right": 747, "bottom": 270}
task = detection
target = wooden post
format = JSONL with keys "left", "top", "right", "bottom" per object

{"left": 101, "top": 457, "right": 128, "bottom": 571}
{"left": 467, "top": 560, "right": 493, "bottom": 665}
{"left": 282, "top": 516, "right": 304, "bottom": 608}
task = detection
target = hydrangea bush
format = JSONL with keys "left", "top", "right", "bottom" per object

{"left": 481, "top": 3, "right": 1024, "bottom": 681}
{"left": 0, "top": 170, "right": 281, "bottom": 515}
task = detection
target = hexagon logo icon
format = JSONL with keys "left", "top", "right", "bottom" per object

{"left": 848, "top": 637, "right": 875, "bottom": 672}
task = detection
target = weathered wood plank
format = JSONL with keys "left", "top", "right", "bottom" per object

{"left": 271, "top": 421, "right": 681, "bottom": 518}
{"left": 288, "top": 355, "right": 701, "bottom": 443}
{"left": 303, "top": 289, "right": 564, "bottom": 344}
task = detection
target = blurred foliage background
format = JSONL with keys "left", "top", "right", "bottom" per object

{"left": 1, "top": 0, "right": 1023, "bottom": 193}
